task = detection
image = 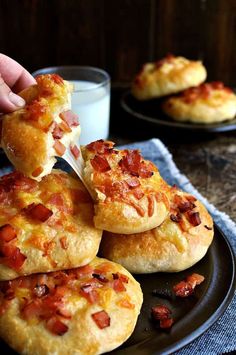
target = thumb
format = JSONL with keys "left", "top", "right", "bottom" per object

{"left": 0, "top": 74, "right": 25, "bottom": 113}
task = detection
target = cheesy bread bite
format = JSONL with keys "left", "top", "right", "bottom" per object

{"left": 162, "top": 81, "right": 236, "bottom": 123}
{"left": 0, "top": 169, "right": 102, "bottom": 281}
{"left": 100, "top": 189, "right": 214, "bottom": 273}
{"left": 0, "top": 257, "right": 143, "bottom": 355}
{"left": 81, "top": 140, "right": 170, "bottom": 234}
{"left": 132, "top": 54, "right": 207, "bottom": 100}
{"left": 1, "top": 74, "right": 81, "bottom": 181}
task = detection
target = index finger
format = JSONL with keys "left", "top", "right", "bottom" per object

{"left": 0, "top": 53, "right": 36, "bottom": 93}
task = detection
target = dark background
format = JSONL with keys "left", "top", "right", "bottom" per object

{"left": 0, "top": 0, "right": 236, "bottom": 86}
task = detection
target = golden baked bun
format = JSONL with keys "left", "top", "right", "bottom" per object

{"left": 1, "top": 74, "right": 81, "bottom": 181}
{"left": 81, "top": 140, "right": 170, "bottom": 234}
{"left": 0, "top": 257, "right": 143, "bottom": 355}
{"left": 132, "top": 54, "right": 207, "bottom": 100}
{"left": 0, "top": 169, "right": 102, "bottom": 280}
{"left": 100, "top": 188, "right": 214, "bottom": 273}
{"left": 162, "top": 81, "right": 236, "bottom": 123}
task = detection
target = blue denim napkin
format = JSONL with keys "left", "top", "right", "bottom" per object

{"left": 119, "top": 138, "right": 236, "bottom": 355}
{"left": 0, "top": 138, "right": 235, "bottom": 354}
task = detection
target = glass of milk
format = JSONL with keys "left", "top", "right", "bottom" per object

{"left": 32, "top": 66, "right": 110, "bottom": 145}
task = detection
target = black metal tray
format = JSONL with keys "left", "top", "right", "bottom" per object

{"left": 121, "top": 91, "right": 236, "bottom": 133}
{"left": 1, "top": 225, "right": 235, "bottom": 354}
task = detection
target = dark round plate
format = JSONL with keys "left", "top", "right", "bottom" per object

{"left": 121, "top": 91, "right": 236, "bottom": 132}
{"left": 0, "top": 225, "right": 235, "bottom": 354}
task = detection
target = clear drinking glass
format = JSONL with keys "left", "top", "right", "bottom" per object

{"left": 32, "top": 66, "right": 111, "bottom": 145}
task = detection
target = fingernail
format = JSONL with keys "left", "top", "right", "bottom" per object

{"left": 8, "top": 92, "right": 25, "bottom": 107}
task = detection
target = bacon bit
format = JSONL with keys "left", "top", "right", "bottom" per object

{"left": 53, "top": 140, "right": 66, "bottom": 156}
{"left": 204, "top": 225, "right": 213, "bottom": 230}
{"left": 185, "top": 195, "right": 197, "bottom": 203}
{"left": 152, "top": 304, "right": 174, "bottom": 329}
{"left": 4, "top": 289, "right": 15, "bottom": 301}
{"left": 170, "top": 213, "right": 182, "bottom": 223}
{"left": 133, "top": 188, "right": 144, "bottom": 200}
{"left": 33, "top": 284, "right": 49, "bottom": 298}
{"left": 70, "top": 144, "right": 80, "bottom": 159}
{"left": 92, "top": 273, "right": 109, "bottom": 283}
{"left": 76, "top": 264, "right": 93, "bottom": 278}
{"left": 148, "top": 194, "right": 155, "bottom": 217}
{"left": 32, "top": 166, "right": 43, "bottom": 177}
{"left": 125, "top": 177, "right": 140, "bottom": 188}
{"left": 52, "top": 123, "right": 64, "bottom": 139}
{"left": 173, "top": 281, "right": 193, "bottom": 297}
{"left": 47, "top": 74, "right": 64, "bottom": 85}
{"left": 173, "top": 273, "right": 204, "bottom": 297}
{"left": 90, "top": 155, "right": 111, "bottom": 172}
{"left": 186, "top": 273, "right": 205, "bottom": 288}
{"left": 24, "top": 203, "right": 53, "bottom": 222}
{"left": 211, "top": 81, "right": 224, "bottom": 90}
{"left": 182, "top": 82, "right": 232, "bottom": 104}
{"left": 155, "top": 54, "right": 175, "bottom": 69}
{"left": 119, "top": 150, "right": 153, "bottom": 178}
{"left": 117, "top": 299, "right": 135, "bottom": 309}
{"left": 46, "top": 316, "right": 68, "bottom": 336}
{"left": 112, "top": 273, "right": 129, "bottom": 283}
{"left": 0, "top": 224, "right": 17, "bottom": 242}
{"left": 186, "top": 211, "right": 201, "bottom": 226}
{"left": 59, "top": 237, "right": 68, "bottom": 250}
{"left": 59, "top": 110, "right": 79, "bottom": 127}
{"left": 86, "top": 140, "right": 114, "bottom": 154}
{"left": 177, "top": 201, "right": 196, "bottom": 213}
{"left": 152, "top": 304, "right": 171, "bottom": 320}
{"left": 112, "top": 279, "right": 126, "bottom": 293}
{"left": 91, "top": 310, "right": 110, "bottom": 329}
{"left": 160, "top": 318, "right": 174, "bottom": 329}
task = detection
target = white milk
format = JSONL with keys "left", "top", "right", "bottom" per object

{"left": 71, "top": 80, "right": 110, "bottom": 145}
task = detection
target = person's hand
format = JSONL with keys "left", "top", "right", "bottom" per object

{"left": 0, "top": 53, "right": 36, "bottom": 114}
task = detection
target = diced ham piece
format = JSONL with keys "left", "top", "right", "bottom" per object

{"left": 46, "top": 316, "right": 68, "bottom": 336}
{"left": 32, "top": 166, "right": 44, "bottom": 178}
{"left": 59, "top": 110, "right": 79, "bottom": 127}
{"left": 53, "top": 140, "right": 66, "bottom": 156}
{"left": 91, "top": 310, "right": 110, "bottom": 329}
{"left": 70, "top": 144, "right": 80, "bottom": 159}
{"left": 0, "top": 246, "right": 27, "bottom": 271}
{"left": 80, "top": 284, "right": 99, "bottom": 304}
{"left": 0, "top": 224, "right": 17, "bottom": 242}
{"left": 25, "top": 203, "right": 53, "bottom": 222}
{"left": 52, "top": 123, "right": 64, "bottom": 139}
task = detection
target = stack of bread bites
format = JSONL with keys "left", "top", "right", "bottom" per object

{"left": 132, "top": 54, "right": 236, "bottom": 124}
{"left": 0, "top": 74, "right": 214, "bottom": 355}
{"left": 0, "top": 75, "right": 143, "bottom": 355}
